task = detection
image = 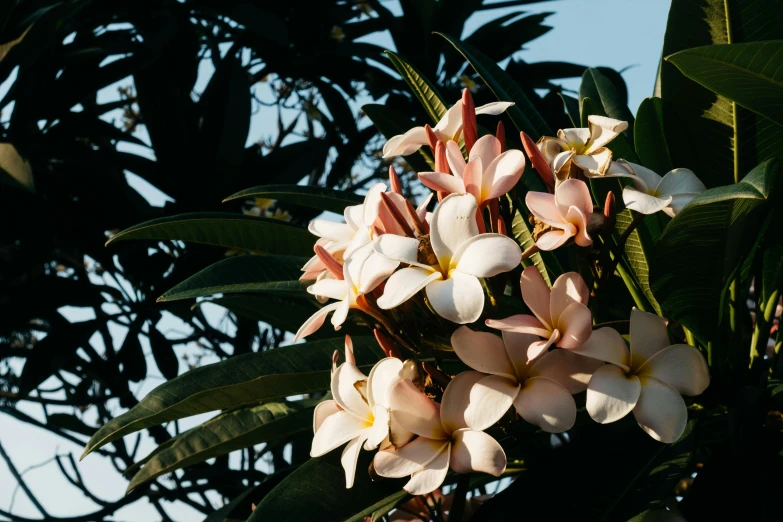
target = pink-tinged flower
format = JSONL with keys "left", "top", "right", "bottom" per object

{"left": 418, "top": 135, "right": 525, "bottom": 207}
{"left": 451, "top": 327, "right": 603, "bottom": 432}
{"left": 382, "top": 100, "right": 514, "bottom": 158}
{"left": 373, "top": 372, "right": 507, "bottom": 495}
{"left": 606, "top": 160, "right": 706, "bottom": 218}
{"left": 311, "top": 336, "right": 414, "bottom": 488}
{"left": 583, "top": 309, "right": 710, "bottom": 443}
{"left": 525, "top": 178, "right": 593, "bottom": 251}
{"left": 373, "top": 194, "right": 522, "bottom": 324}
{"left": 486, "top": 267, "right": 593, "bottom": 361}
{"left": 538, "top": 116, "right": 628, "bottom": 179}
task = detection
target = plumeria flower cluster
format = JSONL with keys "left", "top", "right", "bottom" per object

{"left": 299, "top": 90, "right": 712, "bottom": 496}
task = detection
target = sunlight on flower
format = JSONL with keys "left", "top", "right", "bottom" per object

{"left": 525, "top": 178, "right": 593, "bottom": 251}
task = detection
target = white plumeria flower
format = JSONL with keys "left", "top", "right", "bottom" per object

{"left": 451, "top": 327, "right": 603, "bottom": 433}
{"left": 418, "top": 135, "right": 526, "bottom": 207}
{"left": 582, "top": 309, "right": 710, "bottom": 443}
{"left": 607, "top": 160, "right": 706, "bottom": 217}
{"left": 373, "top": 193, "right": 522, "bottom": 324}
{"left": 382, "top": 100, "right": 514, "bottom": 158}
{"left": 311, "top": 337, "right": 413, "bottom": 488}
{"left": 373, "top": 372, "right": 507, "bottom": 495}
{"left": 538, "top": 116, "right": 628, "bottom": 179}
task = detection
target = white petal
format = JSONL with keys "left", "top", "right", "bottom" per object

{"left": 633, "top": 376, "right": 688, "bottom": 443}
{"left": 365, "top": 405, "right": 390, "bottom": 450}
{"left": 585, "top": 115, "right": 628, "bottom": 152}
{"left": 446, "top": 140, "right": 467, "bottom": 178}
{"left": 450, "top": 429, "right": 506, "bottom": 476}
{"left": 441, "top": 372, "right": 518, "bottom": 433}
{"left": 341, "top": 433, "right": 368, "bottom": 488}
{"left": 293, "top": 301, "right": 342, "bottom": 342}
{"left": 309, "top": 219, "right": 354, "bottom": 242}
{"left": 383, "top": 127, "right": 428, "bottom": 157}
{"left": 373, "top": 235, "right": 428, "bottom": 267}
{"left": 573, "top": 150, "right": 612, "bottom": 176}
{"left": 454, "top": 233, "right": 521, "bottom": 278}
{"left": 330, "top": 298, "right": 351, "bottom": 329}
{"left": 403, "top": 444, "right": 450, "bottom": 495}
{"left": 635, "top": 344, "right": 710, "bottom": 396}
{"left": 439, "top": 371, "right": 484, "bottom": 433}
{"left": 331, "top": 362, "right": 371, "bottom": 419}
{"left": 474, "top": 101, "right": 514, "bottom": 116}
{"left": 363, "top": 183, "right": 387, "bottom": 227}
{"left": 624, "top": 162, "right": 663, "bottom": 189}
{"left": 450, "top": 327, "right": 516, "bottom": 380}
{"left": 389, "top": 380, "right": 448, "bottom": 439}
{"left": 344, "top": 204, "right": 364, "bottom": 230}
{"left": 586, "top": 364, "right": 641, "bottom": 424}
{"left": 623, "top": 187, "right": 672, "bottom": 215}
{"left": 514, "top": 376, "right": 576, "bottom": 433}
{"left": 310, "top": 411, "right": 368, "bottom": 457}
{"left": 570, "top": 327, "right": 630, "bottom": 369}
{"left": 630, "top": 308, "right": 670, "bottom": 370}
{"left": 307, "top": 279, "right": 349, "bottom": 301}
{"left": 433, "top": 101, "right": 464, "bottom": 138}
{"left": 501, "top": 330, "right": 539, "bottom": 380}
{"left": 377, "top": 267, "right": 441, "bottom": 309}
{"left": 313, "top": 399, "right": 340, "bottom": 433}
{"left": 528, "top": 348, "right": 604, "bottom": 394}
{"left": 373, "top": 437, "right": 448, "bottom": 478}
{"left": 359, "top": 252, "right": 400, "bottom": 294}
{"left": 664, "top": 193, "right": 699, "bottom": 217}
{"left": 367, "top": 358, "right": 404, "bottom": 408}
{"left": 558, "top": 128, "right": 591, "bottom": 148}
{"left": 426, "top": 271, "right": 484, "bottom": 324}
{"left": 520, "top": 265, "right": 552, "bottom": 327}
{"left": 656, "top": 168, "right": 705, "bottom": 197}
{"left": 430, "top": 193, "right": 479, "bottom": 268}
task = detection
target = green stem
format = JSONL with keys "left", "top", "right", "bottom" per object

{"left": 601, "top": 211, "right": 645, "bottom": 286}
{"left": 616, "top": 261, "right": 650, "bottom": 313}
{"left": 684, "top": 326, "right": 696, "bottom": 347}
{"left": 750, "top": 289, "right": 779, "bottom": 373}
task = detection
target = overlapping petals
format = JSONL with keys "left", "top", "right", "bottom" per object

{"left": 311, "top": 336, "right": 413, "bottom": 487}
{"left": 606, "top": 160, "right": 706, "bottom": 217}
{"left": 418, "top": 135, "right": 525, "bottom": 206}
{"left": 382, "top": 100, "right": 514, "bottom": 158}
{"left": 487, "top": 267, "right": 593, "bottom": 360}
{"left": 525, "top": 178, "right": 593, "bottom": 251}
{"left": 373, "top": 193, "right": 522, "bottom": 324}
{"left": 373, "top": 372, "right": 507, "bottom": 495}
{"left": 537, "top": 116, "right": 628, "bottom": 180}
{"left": 585, "top": 309, "right": 710, "bottom": 442}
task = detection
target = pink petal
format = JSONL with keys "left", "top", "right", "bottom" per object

{"left": 535, "top": 228, "right": 574, "bottom": 251}
{"left": 501, "top": 331, "right": 540, "bottom": 380}
{"left": 525, "top": 191, "right": 564, "bottom": 228}
{"left": 629, "top": 308, "right": 670, "bottom": 370}
{"left": 555, "top": 178, "right": 593, "bottom": 217}
{"left": 485, "top": 314, "right": 550, "bottom": 338}
{"left": 390, "top": 380, "right": 448, "bottom": 439}
{"left": 450, "top": 327, "right": 516, "bottom": 380}
{"left": 586, "top": 365, "right": 641, "bottom": 424}
{"left": 450, "top": 429, "right": 506, "bottom": 476}
{"left": 550, "top": 272, "right": 589, "bottom": 326}
{"left": 418, "top": 172, "right": 466, "bottom": 196}
{"left": 633, "top": 376, "right": 688, "bottom": 443}
{"left": 445, "top": 140, "right": 466, "bottom": 178}
{"left": 514, "top": 376, "right": 576, "bottom": 433}
{"left": 439, "top": 371, "right": 484, "bottom": 433}
{"left": 563, "top": 206, "right": 592, "bottom": 247}
{"left": 462, "top": 159, "right": 483, "bottom": 202}
{"left": 293, "top": 301, "right": 342, "bottom": 342}
{"left": 468, "top": 134, "right": 501, "bottom": 170}
{"left": 403, "top": 444, "right": 450, "bottom": 495}
{"left": 482, "top": 149, "right": 525, "bottom": 201}
{"left": 555, "top": 302, "right": 593, "bottom": 349}
{"left": 570, "top": 327, "right": 630, "bottom": 369}
{"left": 528, "top": 349, "right": 604, "bottom": 394}
{"left": 527, "top": 331, "right": 559, "bottom": 361}
{"left": 635, "top": 344, "right": 710, "bottom": 396}
{"left": 520, "top": 266, "right": 552, "bottom": 327}
{"left": 442, "top": 373, "right": 518, "bottom": 433}
{"left": 373, "top": 437, "right": 448, "bottom": 478}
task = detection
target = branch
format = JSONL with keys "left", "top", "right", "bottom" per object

{"left": 0, "top": 440, "right": 50, "bottom": 518}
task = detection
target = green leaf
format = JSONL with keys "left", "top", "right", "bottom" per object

{"left": 634, "top": 97, "right": 674, "bottom": 175}
{"left": 667, "top": 41, "right": 783, "bottom": 127}
{"left": 435, "top": 32, "right": 551, "bottom": 140}
{"left": 362, "top": 102, "right": 434, "bottom": 172}
{"left": 249, "top": 451, "right": 406, "bottom": 522}
{"left": 223, "top": 184, "right": 364, "bottom": 214}
{"left": 207, "top": 294, "right": 332, "bottom": 335}
{"left": 649, "top": 159, "right": 779, "bottom": 344}
{"left": 558, "top": 93, "right": 580, "bottom": 127}
{"left": 158, "top": 255, "right": 309, "bottom": 302}
{"left": 579, "top": 68, "right": 635, "bottom": 142}
{"left": 127, "top": 400, "right": 318, "bottom": 492}
{"left": 384, "top": 50, "right": 447, "bottom": 125}
{"left": 148, "top": 324, "right": 179, "bottom": 381}
{"left": 81, "top": 337, "right": 383, "bottom": 458}
{"left": 659, "top": 0, "right": 783, "bottom": 187}
{"left": 106, "top": 213, "right": 315, "bottom": 257}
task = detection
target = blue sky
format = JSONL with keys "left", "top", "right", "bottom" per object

{"left": 0, "top": 1, "right": 672, "bottom": 520}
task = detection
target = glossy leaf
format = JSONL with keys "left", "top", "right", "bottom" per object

{"left": 158, "top": 255, "right": 309, "bottom": 302}
{"left": 82, "top": 337, "right": 383, "bottom": 458}
{"left": 436, "top": 32, "right": 551, "bottom": 140}
{"left": 223, "top": 184, "right": 363, "bottom": 213}
{"left": 649, "top": 159, "right": 779, "bottom": 344}
{"left": 127, "top": 400, "right": 318, "bottom": 491}
{"left": 384, "top": 50, "right": 447, "bottom": 124}
{"left": 579, "top": 68, "right": 635, "bottom": 142}
{"left": 667, "top": 41, "right": 783, "bottom": 127}
{"left": 105, "top": 213, "right": 315, "bottom": 257}
{"left": 634, "top": 97, "right": 674, "bottom": 175}
{"left": 362, "top": 102, "right": 434, "bottom": 172}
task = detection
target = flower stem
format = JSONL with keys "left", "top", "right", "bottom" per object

{"left": 600, "top": 211, "right": 645, "bottom": 286}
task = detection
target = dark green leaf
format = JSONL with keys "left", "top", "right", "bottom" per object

{"left": 106, "top": 213, "right": 315, "bottom": 257}
{"left": 82, "top": 337, "right": 383, "bottom": 458}
{"left": 634, "top": 97, "right": 674, "bottom": 175}
{"left": 362, "top": 103, "right": 434, "bottom": 172}
{"left": 223, "top": 184, "right": 363, "bottom": 214}
{"left": 384, "top": 50, "right": 448, "bottom": 125}
{"left": 148, "top": 323, "right": 179, "bottom": 381}
{"left": 158, "top": 255, "right": 309, "bottom": 302}
{"left": 579, "top": 68, "right": 635, "bottom": 144}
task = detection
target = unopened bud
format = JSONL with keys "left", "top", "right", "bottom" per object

{"left": 461, "top": 88, "right": 478, "bottom": 154}
{"left": 496, "top": 121, "right": 506, "bottom": 153}
{"left": 521, "top": 132, "right": 554, "bottom": 192}
{"left": 388, "top": 165, "right": 403, "bottom": 194}
{"left": 422, "top": 361, "right": 451, "bottom": 389}
{"left": 424, "top": 124, "right": 437, "bottom": 153}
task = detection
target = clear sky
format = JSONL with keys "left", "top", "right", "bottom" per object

{"left": 0, "top": 1, "right": 672, "bottom": 520}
